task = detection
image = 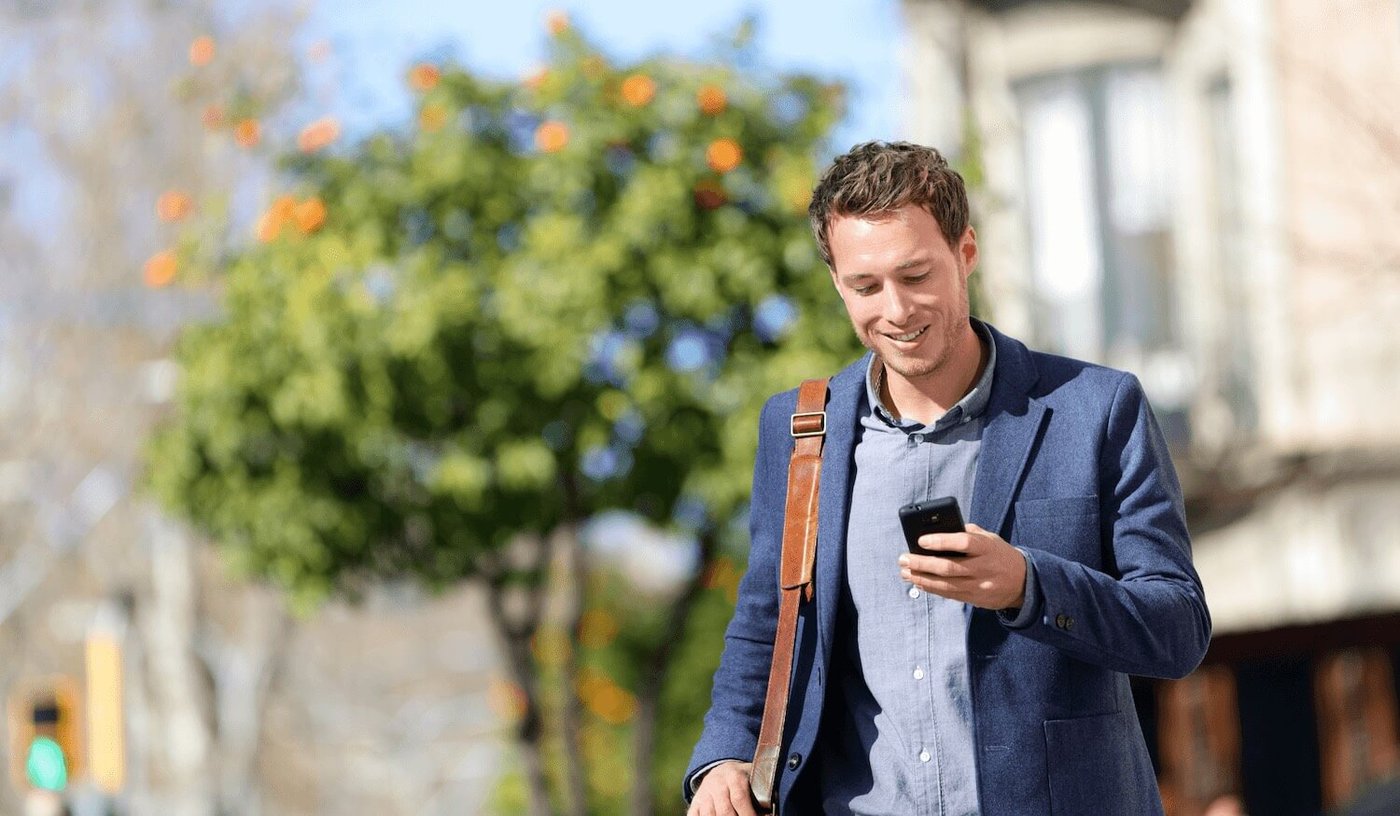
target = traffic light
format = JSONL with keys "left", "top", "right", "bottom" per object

{"left": 27, "top": 702, "right": 68, "bottom": 791}
{"left": 7, "top": 677, "right": 81, "bottom": 794}
{"left": 85, "top": 630, "right": 125, "bottom": 793}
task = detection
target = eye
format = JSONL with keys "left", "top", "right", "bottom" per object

{"left": 852, "top": 284, "right": 876, "bottom": 295}
{"left": 904, "top": 273, "right": 931, "bottom": 285}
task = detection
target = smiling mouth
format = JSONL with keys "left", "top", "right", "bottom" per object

{"left": 883, "top": 326, "right": 928, "bottom": 343}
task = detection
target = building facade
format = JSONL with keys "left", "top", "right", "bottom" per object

{"left": 901, "top": 0, "right": 1400, "bottom": 813}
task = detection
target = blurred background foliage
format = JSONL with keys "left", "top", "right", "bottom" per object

{"left": 143, "top": 12, "right": 860, "bottom": 815}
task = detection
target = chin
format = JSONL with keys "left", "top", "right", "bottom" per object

{"left": 879, "top": 348, "right": 949, "bottom": 382}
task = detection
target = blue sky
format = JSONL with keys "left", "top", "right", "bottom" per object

{"left": 304, "top": 0, "right": 903, "bottom": 149}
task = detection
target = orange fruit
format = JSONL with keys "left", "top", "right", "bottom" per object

{"left": 233, "top": 118, "right": 260, "bottom": 148}
{"left": 256, "top": 195, "right": 296, "bottom": 242}
{"left": 293, "top": 197, "right": 327, "bottom": 234}
{"left": 255, "top": 211, "right": 281, "bottom": 243}
{"left": 156, "top": 190, "right": 193, "bottom": 222}
{"left": 620, "top": 74, "right": 656, "bottom": 107}
{"left": 546, "top": 10, "right": 570, "bottom": 36}
{"left": 522, "top": 66, "right": 549, "bottom": 91}
{"left": 409, "top": 63, "right": 440, "bottom": 92}
{"left": 698, "top": 84, "right": 727, "bottom": 115}
{"left": 143, "top": 250, "right": 177, "bottom": 288}
{"left": 535, "top": 120, "right": 570, "bottom": 153}
{"left": 189, "top": 35, "right": 215, "bottom": 67}
{"left": 296, "top": 117, "right": 340, "bottom": 153}
{"left": 270, "top": 195, "right": 297, "bottom": 220}
{"left": 706, "top": 138, "right": 743, "bottom": 173}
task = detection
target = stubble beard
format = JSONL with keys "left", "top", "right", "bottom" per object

{"left": 842, "top": 257, "right": 975, "bottom": 390}
{"left": 869, "top": 309, "right": 965, "bottom": 386}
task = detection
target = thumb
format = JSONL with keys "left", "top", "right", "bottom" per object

{"left": 965, "top": 522, "right": 986, "bottom": 533}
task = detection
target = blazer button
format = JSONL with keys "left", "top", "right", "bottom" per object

{"left": 1055, "top": 614, "right": 1069, "bottom": 630}
{"left": 787, "top": 752, "right": 802, "bottom": 770}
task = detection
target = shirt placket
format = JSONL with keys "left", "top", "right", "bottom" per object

{"left": 912, "top": 427, "right": 946, "bottom": 816}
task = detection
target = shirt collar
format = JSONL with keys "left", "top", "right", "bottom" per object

{"left": 864, "top": 317, "right": 998, "bottom": 431}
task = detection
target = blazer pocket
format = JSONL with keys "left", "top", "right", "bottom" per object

{"left": 1043, "top": 712, "right": 1158, "bottom": 816}
{"left": 1013, "top": 496, "right": 1101, "bottom": 564}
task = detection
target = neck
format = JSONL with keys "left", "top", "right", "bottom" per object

{"left": 879, "top": 324, "right": 986, "bottom": 425}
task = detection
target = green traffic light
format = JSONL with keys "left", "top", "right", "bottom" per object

{"left": 26, "top": 735, "right": 68, "bottom": 791}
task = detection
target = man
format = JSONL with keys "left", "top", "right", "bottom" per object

{"left": 684, "top": 142, "right": 1210, "bottom": 815}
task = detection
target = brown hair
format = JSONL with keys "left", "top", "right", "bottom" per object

{"left": 808, "top": 141, "right": 970, "bottom": 268}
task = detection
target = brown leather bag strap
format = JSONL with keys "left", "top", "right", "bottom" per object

{"left": 751, "top": 377, "right": 829, "bottom": 811}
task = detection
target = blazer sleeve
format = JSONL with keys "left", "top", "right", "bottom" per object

{"left": 1008, "top": 372, "right": 1212, "bottom": 679}
{"left": 683, "top": 392, "right": 794, "bottom": 801}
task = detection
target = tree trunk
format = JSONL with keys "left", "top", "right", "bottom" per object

{"left": 501, "top": 626, "right": 553, "bottom": 816}
{"left": 485, "top": 535, "right": 555, "bottom": 816}
{"left": 630, "top": 529, "right": 721, "bottom": 816}
{"left": 558, "top": 522, "right": 591, "bottom": 816}
{"left": 140, "top": 512, "right": 215, "bottom": 816}
{"left": 194, "top": 586, "right": 291, "bottom": 816}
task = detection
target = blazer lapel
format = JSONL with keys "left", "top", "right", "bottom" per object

{"left": 813, "top": 352, "right": 869, "bottom": 668}
{"left": 969, "top": 326, "right": 1048, "bottom": 537}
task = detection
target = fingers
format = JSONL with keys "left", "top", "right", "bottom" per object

{"left": 900, "top": 552, "right": 973, "bottom": 578}
{"left": 688, "top": 790, "right": 720, "bottom": 816}
{"left": 689, "top": 761, "right": 755, "bottom": 816}
{"left": 900, "top": 524, "right": 1025, "bottom": 608}
{"left": 914, "top": 531, "right": 972, "bottom": 556}
{"left": 728, "top": 778, "right": 758, "bottom": 816}
{"left": 915, "top": 524, "right": 1007, "bottom": 558}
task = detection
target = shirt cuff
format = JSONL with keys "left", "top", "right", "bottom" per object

{"left": 996, "top": 547, "right": 1041, "bottom": 629}
{"left": 688, "top": 758, "right": 746, "bottom": 795}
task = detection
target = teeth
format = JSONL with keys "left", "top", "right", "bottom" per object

{"left": 890, "top": 327, "right": 926, "bottom": 342}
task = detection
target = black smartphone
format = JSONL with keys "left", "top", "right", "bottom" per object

{"left": 898, "top": 497, "right": 967, "bottom": 557}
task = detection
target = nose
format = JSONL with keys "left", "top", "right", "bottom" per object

{"left": 881, "top": 283, "right": 916, "bottom": 325}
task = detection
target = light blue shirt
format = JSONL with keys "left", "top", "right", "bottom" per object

{"left": 816, "top": 319, "right": 1038, "bottom": 815}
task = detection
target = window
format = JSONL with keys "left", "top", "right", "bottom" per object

{"left": 1205, "top": 76, "right": 1258, "bottom": 436}
{"left": 1016, "top": 62, "right": 1191, "bottom": 445}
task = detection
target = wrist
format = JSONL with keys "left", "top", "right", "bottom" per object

{"left": 1003, "top": 549, "right": 1028, "bottom": 609}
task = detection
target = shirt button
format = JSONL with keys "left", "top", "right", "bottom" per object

{"left": 908, "top": 586, "right": 920, "bottom": 599}
{"left": 919, "top": 749, "right": 931, "bottom": 763}
{"left": 913, "top": 667, "right": 925, "bottom": 680}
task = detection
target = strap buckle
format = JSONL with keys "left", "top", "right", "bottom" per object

{"left": 790, "top": 411, "right": 826, "bottom": 438}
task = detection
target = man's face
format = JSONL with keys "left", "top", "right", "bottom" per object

{"left": 827, "top": 205, "right": 977, "bottom": 385}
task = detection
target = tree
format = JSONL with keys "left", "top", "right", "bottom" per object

{"left": 145, "top": 15, "right": 859, "bottom": 815}
{"left": 0, "top": 3, "right": 305, "bottom": 814}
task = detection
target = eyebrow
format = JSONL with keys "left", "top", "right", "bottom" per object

{"left": 840, "top": 257, "right": 932, "bottom": 283}
{"left": 894, "top": 257, "right": 931, "bottom": 271}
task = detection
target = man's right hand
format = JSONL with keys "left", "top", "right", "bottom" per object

{"left": 687, "top": 760, "right": 761, "bottom": 816}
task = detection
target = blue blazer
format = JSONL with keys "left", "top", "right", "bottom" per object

{"left": 685, "top": 325, "right": 1211, "bottom": 814}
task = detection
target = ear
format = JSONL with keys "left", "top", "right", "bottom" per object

{"left": 958, "top": 227, "right": 979, "bottom": 276}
